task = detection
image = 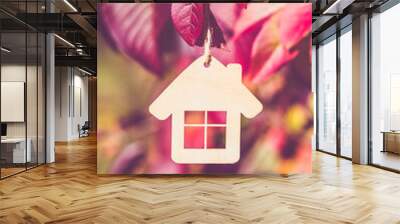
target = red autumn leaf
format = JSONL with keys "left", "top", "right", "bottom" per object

{"left": 234, "top": 3, "right": 310, "bottom": 83}
{"left": 250, "top": 14, "right": 299, "bottom": 84}
{"left": 171, "top": 3, "right": 205, "bottom": 46}
{"left": 232, "top": 3, "right": 284, "bottom": 73}
{"left": 237, "top": 3, "right": 248, "bottom": 10}
{"left": 252, "top": 45, "right": 298, "bottom": 84}
{"left": 279, "top": 4, "right": 312, "bottom": 49}
{"left": 248, "top": 15, "right": 280, "bottom": 79}
{"left": 99, "top": 3, "right": 170, "bottom": 75}
{"left": 172, "top": 3, "right": 226, "bottom": 48}
{"left": 233, "top": 3, "right": 284, "bottom": 38}
{"left": 233, "top": 30, "right": 260, "bottom": 73}
{"left": 249, "top": 4, "right": 311, "bottom": 83}
{"left": 209, "top": 3, "right": 245, "bottom": 36}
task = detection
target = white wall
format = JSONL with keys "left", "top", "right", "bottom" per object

{"left": 1, "top": 65, "right": 35, "bottom": 138}
{"left": 55, "top": 67, "right": 89, "bottom": 141}
{"left": 73, "top": 73, "right": 89, "bottom": 137}
{"left": 55, "top": 67, "right": 69, "bottom": 141}
{"left": 1, "top": 82, "right": 25, "bottom": 122}
{"left": 1, "top": 63, "right": 46, "bottom": 164}
{"left": 1, "top": 65, "right": 26, "bottom": 141}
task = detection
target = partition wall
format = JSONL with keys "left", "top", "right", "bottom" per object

{"left": 315, "top": 0, "right": 400, "bottom": 172}
{"left": 370, "top": 2, "right": 400, "bottom": 171}
{"left": 315, "top": 25, "right": 353, "bottom": 159}
{"left": 0, "top": 0, "right": 46, "bottom": 179}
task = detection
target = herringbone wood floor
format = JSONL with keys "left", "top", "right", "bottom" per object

{"left": 1, "top": 136, "right": 400, "bottom": 224}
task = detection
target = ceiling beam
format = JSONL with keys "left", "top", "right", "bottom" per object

{"left": 67, "top": 13, "right": 97, "bottom": 42}
{"left": 312, "top": 15, "right": 335, "bottom": 33}
{"left": 55, "top": 55, "right": 96, "bottom": 69}
{"left": 323, "top": 0, "right": 356, "bottom": 14}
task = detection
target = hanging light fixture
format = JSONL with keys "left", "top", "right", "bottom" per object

{"left": 1, "top": 47, "right": 11, "bottom": 53}
{"left": 63, "top": 0, "right": 78, "bottom": 12}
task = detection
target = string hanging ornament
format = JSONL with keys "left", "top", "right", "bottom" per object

{"left": 203, "top": 4, "right": 212, "bottom": 68}
{"left": 149, "top": 5, "right": 263, "bottom": 164}
{"left": 203, "top": 28, "right": 212, "bottom": 67}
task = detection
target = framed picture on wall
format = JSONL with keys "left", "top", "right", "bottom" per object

{"left": 97, "top": 3, "right": 313, "bottom": 175}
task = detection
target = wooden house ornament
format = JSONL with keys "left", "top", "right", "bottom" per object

{"left": 149, "top": 56, "right": 263, "bottom": 164}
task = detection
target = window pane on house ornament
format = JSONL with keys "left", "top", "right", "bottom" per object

{"left": 184, "top": 126, "right": 205, "bottom": 148}
{"left": 184, "top": 111, "right": 205, "bottom": 124}
{"left": 207, "top": 127, "right": 226, "bottom": 148}
{"left": 207, "top": 111, "right": 227, "bottom": 124}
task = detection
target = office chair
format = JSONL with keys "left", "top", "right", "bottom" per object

{"left": 79, "top": 121, "right": 90, "bottom": 138}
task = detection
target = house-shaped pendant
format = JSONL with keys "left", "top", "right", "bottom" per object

{"left": 149, "top": 56, "right": 263, "bottom": 164}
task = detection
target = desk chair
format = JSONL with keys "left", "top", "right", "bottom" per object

{"left": 79, "top": 121, "right": 90, "bottom": 138}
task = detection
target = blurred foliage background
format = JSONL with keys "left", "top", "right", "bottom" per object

{"left": 97, "top": 3, "right": 313, "bottom": 174}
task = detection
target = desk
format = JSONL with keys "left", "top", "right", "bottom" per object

{"left": 1, "top": 138, "right": 31, "bottom": 163}
{"left": 382, "top": 131, "right": 400, "bottom": 154}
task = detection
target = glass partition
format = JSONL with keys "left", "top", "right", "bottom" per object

{"left": 27, "top": 30, "right": 38, "bottom": 169}
{"left": 1, "top": 30, "right": 28, "bottom": 177}
{"left": 38, "top": 32, "right": 45, "bottom": 165}
{"left": 317, "top": 36, "right": 337, "bottom": 154}
{"left": 371, "top": 4, "right": 400, "bottom": 171}
{"left": 0, "top": 1, "right": 46, "bottom": 179}
{"left": 339, "top": 27, "right": 352, "bottom": 158}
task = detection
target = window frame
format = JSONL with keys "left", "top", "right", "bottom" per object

{"left": 315, "top": 22, "right": 353, "bottom": 161}
{"left": 183, "top": 111, "right": 227, "bottom": 149}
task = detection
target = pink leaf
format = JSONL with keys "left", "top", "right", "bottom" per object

{"left": 233, "top": 4, "right": 308, "bottom": 83}
{"left": 279, "top": 4, "right": 312, "bottom": 49}
{"left": 237, "top": 3, "right": 248, "bottom": 10}
{"left": 231, "top": 3, "right": 284, "bottom": 74}
{"left": 233, "top": 3, "right": 284, "bottom": 38}
{"left": 172, "top": 3, "right": 226, "bottom": 48}
{"left": 209, "top": 3, "right": 244, "bottom": 36}
{"left": 252, "top": 45, "right": 298, "bottom": 84}
{"left": 171, "top": 3, "right": 205, "bottom": 46}
{"left": 250, "top": 13, "right": 298, "bottom": 83}
{"left": 250, "top": 4, "right": 311, "bottom": 83}
{"left": 233, "top": 30, "right": 260, "bottom": 73}
{"left": 248, "top": 15, "right": 280, "bottom": 80}
{"left": 99, "top": 3, "right": 170, "bottom": 75}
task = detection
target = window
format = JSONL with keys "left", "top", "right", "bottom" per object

{"left": 184, "top": 111, "right": 226, "bottom": 149}
{"left": 317, "top": 36, "right": 337, "bottom": 154}
{"left": 370, "top": 4, "right": 400, "bottom": 171}
{"left": 339, "top": 27, "right": 352, "bottom": 158}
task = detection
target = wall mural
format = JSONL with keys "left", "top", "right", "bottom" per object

{"left": 97, "top": 3, "right": 313, "bottom": 174}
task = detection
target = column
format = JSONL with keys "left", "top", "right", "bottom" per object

{"left": 352, "top": 14, "right": 369, "bottom": 164}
